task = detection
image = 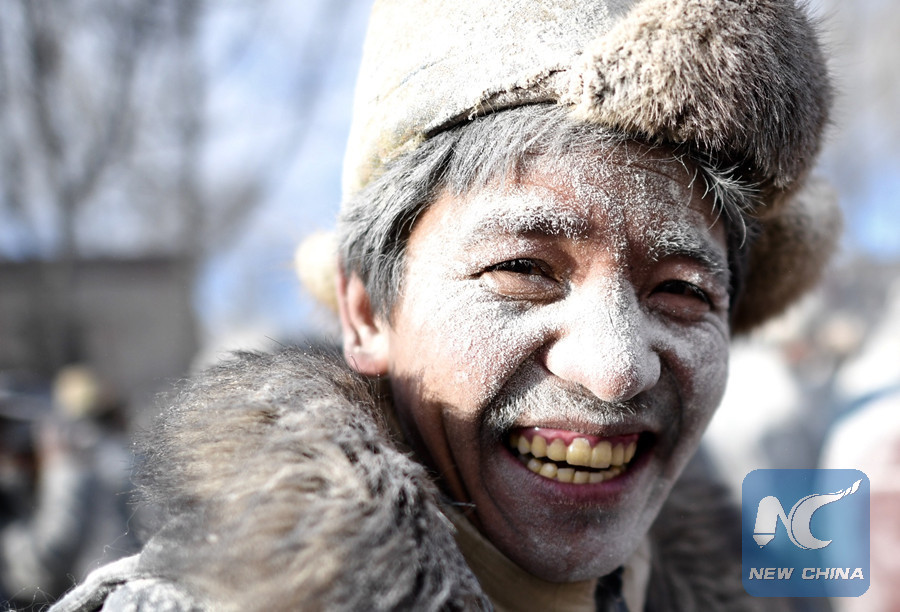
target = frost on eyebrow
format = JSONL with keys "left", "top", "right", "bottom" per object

{"left": 649, "top": 224, "right": 729, "bottom": 282}
{"left": 459, "top": 191, "right": 594, "bottom": 248}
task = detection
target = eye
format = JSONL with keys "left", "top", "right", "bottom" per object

{"left": 488, "top": 259, "right": 547, "bottom": 276}
{"left": 653, "top": 280, "right": 711, "bottom": 305}
{"left": 649, "top": 279, "right": 712, "bottom": 320}
{"left": 480, "top": 258, "right": 561, "bottom": 301}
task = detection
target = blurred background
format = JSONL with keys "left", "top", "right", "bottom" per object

{"left": 0, "top": 0, "right": 897, "bottom": 608}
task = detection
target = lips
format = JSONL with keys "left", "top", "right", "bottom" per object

{"left": 508, "top": 428, "right": 641, "bottom": 484}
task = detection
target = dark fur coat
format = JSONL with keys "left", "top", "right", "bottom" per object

{"left": 52, "top": 348, "right": 819, "bottom": 612}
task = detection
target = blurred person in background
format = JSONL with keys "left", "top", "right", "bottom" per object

{"left": 1, "top": 367, "right": 138, "bottom": 609}
{"left": 819, "top": 279, "right": 900, "bottom": 612}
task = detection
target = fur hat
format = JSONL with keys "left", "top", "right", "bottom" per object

{"left": 298, "top": 0, "right": 839, "bottom": 334}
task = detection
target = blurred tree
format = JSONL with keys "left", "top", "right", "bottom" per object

{"left": 0, "top": 0, "right": 354, "bottom": 372}
{"left": 0, "top": 0, "right": 170, "bottom": 370}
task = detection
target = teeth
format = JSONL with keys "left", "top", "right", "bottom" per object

{"left": 522, "top": 455, "right": 626, "bottom": 484}
{"left": 611, "top": 444, "right": 625, "bottom": 466}
{"left": 566, "top": 438, "right": 592, "bottom": 467}
{"left": 624, "top": 441, "right": 637, "bottom": 463}
{"left": 539, "top": 462, "right": 558, "bottom": 479}
{"left": 573, "top": 470, "right": 590, "bottom": 484}
{"left": 547, "top": 439, "right": 567, "bottom": 462}
{"left": 511, "top": 432, "right": 640, "bottom": 485}
{"left": 517, "top": 435, "right": 531, "bottom": 456}
{"left": 531, "top": 435, "right": 547, "bottom": 458}
{"left": 590, "top": 442, "right": 612, "bottom": 469}
{"left": 556, "top": 467, "right": 575, "bottom": 483}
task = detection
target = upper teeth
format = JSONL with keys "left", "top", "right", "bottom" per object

{"left": 510, "top": 433, "right": 637, "bottom": 484}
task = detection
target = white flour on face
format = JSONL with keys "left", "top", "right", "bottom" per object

{"left": 381, "top": 139, "right": 732, "bottom": 583}
{"left": 397, "top": 142, "right": 727, "bottom": 415}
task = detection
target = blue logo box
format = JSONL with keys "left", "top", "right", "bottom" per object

{"left": 742, "top": 469, "right": 869, "bottom": 598}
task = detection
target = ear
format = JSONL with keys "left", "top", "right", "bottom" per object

{"left": 336, "top": 268, "right": 390, "bottom": 376}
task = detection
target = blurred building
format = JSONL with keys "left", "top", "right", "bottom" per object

{"left": 0, "top": 257, "right": 198, "bottom": 427}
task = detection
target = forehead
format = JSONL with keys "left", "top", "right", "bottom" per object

{"left": 421, "top": 141, "right": 726, "bottom": 264}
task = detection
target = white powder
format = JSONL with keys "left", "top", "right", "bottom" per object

{"left": 393, "top": 140, "right": 730, "bottom": 446}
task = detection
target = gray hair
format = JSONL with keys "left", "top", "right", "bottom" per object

{"left": 338, "top": 104, "right": 757, "bottom": 321}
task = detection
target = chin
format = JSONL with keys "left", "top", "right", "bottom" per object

{"left": 489, "top": 511, "right": 651, "bottom": 582}
{"left": 516, "top": 549, "right": 635, "bottom": 583}
{"left": 468, "top": 431, "right": 679, "bottom": 583}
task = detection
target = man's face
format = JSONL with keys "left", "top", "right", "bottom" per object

{"left": 367, "top": 143, "right": 731, "bottom": 581}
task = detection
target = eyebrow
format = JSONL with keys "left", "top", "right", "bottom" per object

{"left": 461, "top": 207, "right": 591, "bottom": 247}
{"left": 650, "top": 227, "right": 730, "bottom": 283}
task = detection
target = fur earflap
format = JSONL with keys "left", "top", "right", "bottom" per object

{"left": 295, "top": 231, "right": 339, "bottom": 312}
{"left": 566, "top": 0, "right": 831, "bottom": 197}
{"left": 732, "top": 177, "right": 843, "bottom": 333}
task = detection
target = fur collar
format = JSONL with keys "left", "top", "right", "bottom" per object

{"left": 132, "top": 347, "right": 810, "bottom": 611}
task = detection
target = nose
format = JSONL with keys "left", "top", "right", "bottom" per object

{"left": 543, "top": 286, "right": 660, "bottom": 403}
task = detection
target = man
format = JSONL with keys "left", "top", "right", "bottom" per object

{"left": 50, "top": 0, "right": 839, "bottom": 610}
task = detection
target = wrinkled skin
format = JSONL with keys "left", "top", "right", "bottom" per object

{"left": 339, "top": 142, "right": 731, "bottom": 582}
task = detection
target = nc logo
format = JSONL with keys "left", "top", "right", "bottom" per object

{"left": 743, "top": 469, "right": 869, "bottom": 597}
{"left": 752, "top": 479, "right": 862, "bottom": 550}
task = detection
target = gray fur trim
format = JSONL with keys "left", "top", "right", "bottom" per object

{"left": 566, "top": 0, "right": 831, "bottom": 196}
{"left": 134, "top": 348, "right": 489, "bottom": 612}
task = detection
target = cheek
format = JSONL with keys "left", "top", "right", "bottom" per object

{"left": 665, "top": 324, "right": 730, "bottom": 429}
{"left": 393, "top": 276, "right": 548, "bottom": 410}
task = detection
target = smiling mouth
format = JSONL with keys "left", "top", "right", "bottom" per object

{"left": 508, "top": 429, "right": 640, "bottom": 484}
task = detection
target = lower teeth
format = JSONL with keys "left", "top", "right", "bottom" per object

{"left": 522, "top": 454, "right": 625, "bottom": 484}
